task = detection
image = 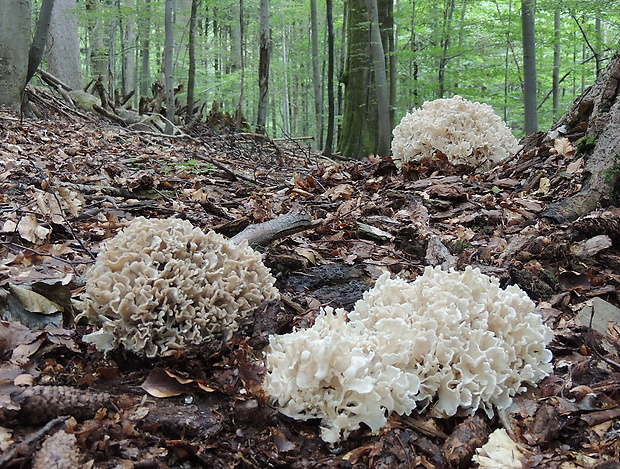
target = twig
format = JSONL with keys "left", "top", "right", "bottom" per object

{"left": 0, "top": 416, "right": 69, "bottom": 468}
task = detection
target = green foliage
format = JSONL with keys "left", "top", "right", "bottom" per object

{"left": 56, "top": 0, "right": 620, "bottom": 145}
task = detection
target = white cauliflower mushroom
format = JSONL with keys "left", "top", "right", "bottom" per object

{"left": 263, "top": 266, "right": 553, "bottom": 444}
{"left": 391, "top": 95, "right": 520, "bottom": 171}
{"left": 80, "top": 217, "right": 279, "bottom": 357}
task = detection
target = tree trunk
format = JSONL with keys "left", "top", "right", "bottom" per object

{"left": 164, "top": 0, "right": 175, "bottom": 135}
{"left": 322, "top": 0, "right": 335, "bottom": 157}
{"left": 256, "top": 0, "right": 270, "bottom": 134}
{"left": 365, "top": 0, "right": 391, "bottom": 157}
{"left": 281, "top": 28, "right": 291, "bottom": 137}
{"left": 542, "top": 46, "right": 620, "bottom": 223}
{"left": 48, "top": 0, "right": 82, "bottom": 90}
{"left": 338, "top": 0, "right": 393, "bottom": 160}
{"left": 521, "top": 0, "right": 538, "bottom": 134}
{"left": 121, "top": 0, "right": 136, "bottom": 101}
{"left": 310, "top": 0, "right": 323, "bottom": 148}
{"left": 139, "top": 0, "right": 151, "bottom": 98}
{"left": 0, "top": 0, "right": 31, "bottom": 108}
{"left": 437, "top": 0, "right": 455, "bottom": 98}
{"left": 186, "top": 0, "right": 199, "bottom": 123}
{"left": 552, "top": 8, "right": 561, "bottom": 118}
{"left": 28, "top": 0, "right": 55, "bottom": 84}
{"left": 235, "top": 0, "right": 246, "bottom": 132}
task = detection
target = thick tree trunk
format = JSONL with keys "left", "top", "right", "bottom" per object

{"left": 542, "top": 46, "right": 620, "bottom": 223}
{"left": 48, "top": 0, "right": 82, "bottom": 91}
{"left": 365, "top": 0, "right": 391, "bottom": 157}
{"left": 0, "top": 0, "right": 30, "bottom": 108}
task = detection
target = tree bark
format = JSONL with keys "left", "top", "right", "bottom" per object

{"left": 542, "top": 46, "right": 620, "bottom": 223}
{"left": 48, "top": 0, "right": 82, "bottom": 91}
{"left": 365, "top": 0, "right": 391, "bottom": 157}
{"left": 0, "top": 0, "right": 31, "bottom": 108}
{"left": 322, "top": 0, "right": 335, "bottom": 157}
{"left": 139, "top": 0, "right": 151, "bottom": 98}
{"left": 310, "top": 0, "right": 323, "bottom": 148}
{"left": 186, "top": 0, "right": 199, "bottom": 123}
{"left": 28, "top": 0, "right": 55, "bottom": 84}
{"left": 521, "top": 0, "right": 538, "bottom": 134}
{"left": 256, "top": 0, "right": 270, "bottom": 134}
{"left": 164, "top": 0, "right": 175, "bottom": 135}
{"left": 338, "top": 0, "right": 393, "bottom": 160}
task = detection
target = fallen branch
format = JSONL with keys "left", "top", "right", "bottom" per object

{"left": 231, "top": 208, "right": 318, "bottom": 247}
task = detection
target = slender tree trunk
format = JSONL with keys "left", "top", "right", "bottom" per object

{"left": 521, "top": 0, "right": 538, "bottom": 133}
{"left": 366, "top": 0, "right": 391, "bottom": 157}
{"left": 164, "top": 0, "right": 175, "bottom": 134}
{"left": 28, "top": 0, "right": 55, "bottom": 84}
{"left": 88, "top": 0, "right": 107, "bottom": 84}
{"left": 438, "top": 0, "right": 455, "bottom": 98}
{"left": 552, "top": 8, "right": 561, "bottom": 117}
{"left": 122, "top": 0, "right": 136, "bottom": 100}
{"left": 48, "top": 0, "right": 82, "bottom": 90}
{"left": 235, "top": 0, "right": 246, "bottom": 131}
{"left": 310, "top": 0, "right": 323, "bottom": 147}
{"left": 323, "top": 0, "right": 335, "bottom": 157}
{"left": 0, "top": 0, "right": 30, "bottom": 108}
{"left": 256, "top": 0, "right": 270, "bottom": 134}
{"left": 139, "top": 0, "right": 151, "bottom": 98}
{"left": 186, "top": 0, "right": 199, "bottom": 123}
{"left": 281, "top": 27, "right": 291, "bottom": 137}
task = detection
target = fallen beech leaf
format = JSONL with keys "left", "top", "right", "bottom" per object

{"left": 141, "top": 368, "right": 192, "bottom": 398}
{"left": 554, "top": 137, "right": 575, "bottom": 157}
{"left": 9, "top": 284, "right": 62, "bottom": 315}
{"left": 271, "top": 427, "right": 296, "bottom": 453}
{"left": 566, "top": 156, "right": 584, "bottom": 174}
{"left": 17, "top": 214, "right": 49, "bottom": 244}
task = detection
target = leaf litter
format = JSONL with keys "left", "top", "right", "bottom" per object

{"left": 0, "top": 106, "right": 619, "bottom": 468}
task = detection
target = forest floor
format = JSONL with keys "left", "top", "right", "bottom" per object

{"left": 0, "top": 102, "right": 619, "bottom": 469}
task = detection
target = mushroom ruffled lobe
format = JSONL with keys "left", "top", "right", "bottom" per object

{"left": 80, "top": 217, "right": 279, "bottom": 357}
{"left": 263, "top": 266, "right": 553, "bottom": 443}
{"left": 391, "top": 95, "right": 520, "bottom": 171}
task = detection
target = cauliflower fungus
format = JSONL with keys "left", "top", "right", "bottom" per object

{"left": 391, "top": 95, "right": 520, "bottom": 171}
{"left": 80, "top": 217, "right": 279, "bottom": 357}
{"left": 263, "top": 266, "right": 553, "bottom": 443}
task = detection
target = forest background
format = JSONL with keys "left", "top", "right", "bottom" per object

{"left": 3, "top": 0, "right": 620, "bottom": 159}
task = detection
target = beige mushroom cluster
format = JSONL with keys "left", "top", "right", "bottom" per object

{"left": 80, "top": 217, "right": 279, "bottom": 357}
{"left": 391, "top": 95, "right": 520, "bottom": 171}
{"left": 263, "top": 266, "right": 553, "bottom": 443}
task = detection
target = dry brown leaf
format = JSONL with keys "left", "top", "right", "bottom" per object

{"left": 566, "top": 156, "right": 584, "bottom": 174}
{"left": 554, "top": 137, "right": 575, "bottom": 156}
{"left": 17, "top": 214, "right": 50, "bottom": 244}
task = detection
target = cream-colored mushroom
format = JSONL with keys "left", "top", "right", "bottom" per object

{"left": 263, "top": 266, "right": 553, "bottom": 443}
{"left": 80, "top": 217, "right": 279, "bottom": 357}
